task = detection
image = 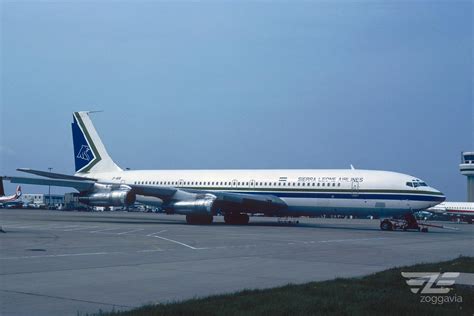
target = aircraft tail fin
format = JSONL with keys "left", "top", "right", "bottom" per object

{"left": 15, "top": 185, "right": 22, "bottom": 198}
{"left": 71, "top": 111, "right": 122, "bottom": 175}
{"left": 0, "top": 178, "right": 5, "bottom": 196}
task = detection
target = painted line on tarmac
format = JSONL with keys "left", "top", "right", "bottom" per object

{"left": 116, "top": 228, "right": 144, "bottom": 235}
{"left": 47, "top": 225, "right": 82, "bottom": 230}
{"left": 136, "top": 249, "right": 164, "bottom": 253}
{"left": 36, "top": 224, "right": 80, "bottom": 230}
{"left": 89, "top": 227, "right": 123, "bottom": 233}
{"left": 62, "top": 226, "right": 100, "bottom": 231}
{"left": 5, "top": 224, "right": 56, "bottom": 229}
{"left": 316, "top": 237, "right": 387, "bottom": 243}
{"left": 152, "top": 235, "right": 205, "bottom": 250}
{"left": 1, "top": 222, "right": 24, "bottom": 226}
{"left": 146, "top": 230, "right": 167, "bottom": 236}
{"left": 1, "top": 248, "right": 171, "bottom": 260}
{"left": 2, "top": 223, "right": 35, "bottom": 228}
{"left": 0, "top": 251, "right": 121, "bottom": 260}
{"left": 0, "top": 289, "right": 135, "bottom": 308}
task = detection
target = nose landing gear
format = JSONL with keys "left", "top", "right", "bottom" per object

{"left": 379, "top": 213, "right": 458, "bottom": 232}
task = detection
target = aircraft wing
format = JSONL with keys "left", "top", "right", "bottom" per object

{"left": 6, "top": 175, "right": 287, "bottom": 213}
{"left": 8, "top": 176, "right": 95, "bottom": 191}
{"left": 213, "top": 191, "right": 287, "bottom": 209}
{"left": 128, "top": 185, "right": 287, "bottom": 213}
{"left": 182, "top": 189, "right": 288, "bottom": 213}
{"left": 130, "top": 184, "right": 178, "bottom": 198}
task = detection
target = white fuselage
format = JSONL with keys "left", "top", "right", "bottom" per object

{"left": 85, "top": 169, "right": 445, "bottom": 218}
{"left": 427, "top": 202, "right": 474, "bottom": 217}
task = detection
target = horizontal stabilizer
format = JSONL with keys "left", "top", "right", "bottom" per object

{"left": 8, "top": 176, "right": 95, "bottom": 191}
{"left": 17, "top": 168, "right": 96, "bottom": 181}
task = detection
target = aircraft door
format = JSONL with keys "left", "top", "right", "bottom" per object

{"left": 351, "top": 180, "right": 360, "bottom": 197}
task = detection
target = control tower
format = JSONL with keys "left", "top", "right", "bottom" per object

{"left": 460, "top": 151, "right": 474, "bottom": 202}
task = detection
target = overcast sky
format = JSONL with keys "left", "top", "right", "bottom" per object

{"left": 1, "top": 1, "right": 472, "bottom": 200}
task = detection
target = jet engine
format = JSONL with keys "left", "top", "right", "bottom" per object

{"left": 167, "top": 194, "right": 216, "bottom": 215}
{"left": 78, "top": 190, "right": 136, "bottom": 207}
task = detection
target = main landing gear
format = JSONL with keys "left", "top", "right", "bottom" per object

{"left": 224, "top": 213, "right": 250, "bottom": 225}
{"left": 186, "top": 214, "right": 213, "bottom": 225}
{"left": 380, "top": 213, "right": 429, "bottom": 232}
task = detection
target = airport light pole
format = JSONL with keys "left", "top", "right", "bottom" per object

{"left": 48, "top": 167, "right": 52, "bottom": 208}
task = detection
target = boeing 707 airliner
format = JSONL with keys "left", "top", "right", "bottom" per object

{"left": 7, "top": 112, "right": 445, "bottom": 230}
{"left": 428, "top": 202, "right": 474, "bottom": 224}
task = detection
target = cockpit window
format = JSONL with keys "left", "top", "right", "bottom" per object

{"left": 407, "top": 181, "right": 428, "bottom": 188}
{"left": 413, "top": 182, "right": 427, "bottom": 187}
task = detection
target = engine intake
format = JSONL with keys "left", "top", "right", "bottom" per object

{"left": 79, "top": 190, "right": 136, "bottom": 207}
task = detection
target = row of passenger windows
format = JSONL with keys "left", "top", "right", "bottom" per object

{"left": 133, "top": 180, "right": 342, "bottom": 187}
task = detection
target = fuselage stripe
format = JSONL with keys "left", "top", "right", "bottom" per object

{"left": 216, "top": 190, "right": 445, "bottom": 202}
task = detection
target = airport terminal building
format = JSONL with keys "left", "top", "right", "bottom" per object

{"left": 21, "top": 194, "right": 64, "bottom": 209}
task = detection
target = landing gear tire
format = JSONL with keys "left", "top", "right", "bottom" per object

{"left": 186, "top": 214, "right": 213, "bottom": 225}
{"left": 380, "top": 220, "right": 393, "bottom": 231}
{"left": 421, "top": 227, "right": 428, "bottom": 233}
{"left": 224, "top": 213, "right": 250, "bottom": 225}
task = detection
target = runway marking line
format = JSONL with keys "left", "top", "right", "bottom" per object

{"left": 136, "top": 249, "right": 164, "bottom": 253}
{"left": 147, "top": 230, "right": 167, "bottom": 237}
{"left": 317, "top": 237, "right": 387, "bottom": 243}
{"left": 0, "top": 248, "right": 169, "bottom": 260}
{"left": 62, "top": 226, "right": 100, "bottom": 231}
{"left": 2, "top": 224, "right": 36, "bottom": 228}
{"left": 89, "top": 227, "right": 123, "bottom": 233}
{"left": 5, "top": 224, "right": 61, "bottom": 229}
{"left": 0, "top": 289, "right": 135, "bottom": 308}
{"left": 152, "top": 235, "right": 205, "bottom": 250}
{"left": 36, "top": 224, "right": 80, "bottom": 230}
{"left": 47, "top": 225, "right": 82, "bottom": 230}
{"left": 116, "top": 228, "right": 144, "bottom": 235}
{"left": 0, "top": 251, "right": 121, "bottom": 260}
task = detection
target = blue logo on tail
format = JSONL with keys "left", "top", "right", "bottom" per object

{"left": 76, "top": 145, "right": 92, "bottom": 161}
{"left": 72, "top": 115, "right": 96, "bottom": 172}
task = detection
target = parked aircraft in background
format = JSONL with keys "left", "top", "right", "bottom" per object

{"left": 0, "top": 181, "right": 22, "bottom": 203}
{"left": 6, "top": 111, "right": 445, "bottom": 231}
{"left": 427, "top": 202, "right": 474, "bottom": 224}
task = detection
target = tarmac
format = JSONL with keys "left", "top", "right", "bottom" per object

{"left": 0, "top": 209, "right": 473, "bottom": 315}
